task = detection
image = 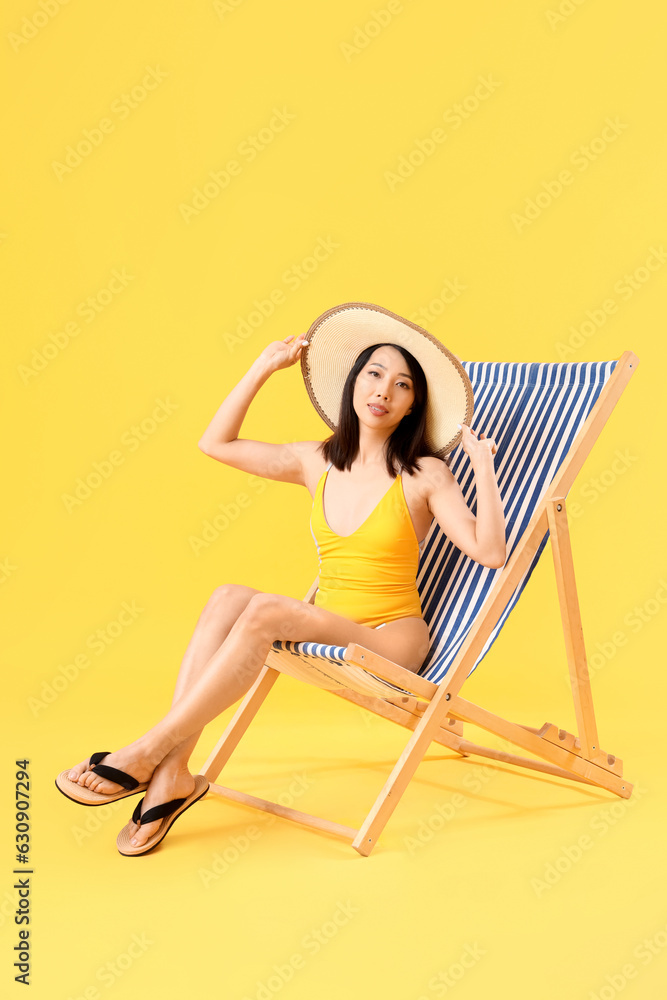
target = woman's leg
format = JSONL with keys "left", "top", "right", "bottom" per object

{"left": 73, "top": 593, "right": 430, "bottom": 806}
{"left": 66, "top": 584, "right": 263, "bottom": 798}
{"left": 122, "top": 584, "right": 267, "bottom": 844}
{"left": 67, "top": 583, "right": 269, "bottom": 846}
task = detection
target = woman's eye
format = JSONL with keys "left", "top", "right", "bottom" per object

{"left": 368, "top": 370, "right": 409, "bottom": 389}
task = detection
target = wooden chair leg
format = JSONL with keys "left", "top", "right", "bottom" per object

{"left": 546, "top": 497, "right": 600, "bottom": 759}
{"left": 352, "top": 689, "right": 456, "bottom": 856}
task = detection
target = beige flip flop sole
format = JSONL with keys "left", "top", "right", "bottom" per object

{"left": 116, "top": 775, "right": 210, "bottom": 856}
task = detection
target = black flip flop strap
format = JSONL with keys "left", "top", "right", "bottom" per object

{"left": 88, "top": 751, "right": 140, "bottom": 791}
{"left": 132, "top": 796, "right": 187, "bottom": 827}
{"left": 131, "top": 798, "right": 145, "bottom": 825}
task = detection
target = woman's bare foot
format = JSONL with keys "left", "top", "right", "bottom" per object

{"left": 123, "top": 760, "right": 196, "bottom": 847}
{"left": 65, "top": 742, "right": 158, "bottom": 795}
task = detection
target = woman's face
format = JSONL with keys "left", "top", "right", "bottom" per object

{"left": 352, "top": 346, "right": 416, "bottom": 432}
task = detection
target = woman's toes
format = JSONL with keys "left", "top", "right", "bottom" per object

{"left": 67, "top": 759, "right": 92, "bottom": 782}
{"left": 125, "top": 820, "right": 139, "bottom": 840}
{"left": 82, "top": 772, "right": 114, "bottom": 793}
{"left": 129, "top": 818, "right": 161, "bottom": 847}
{"left": 120, "top": 810, "right": 153, "bottom": 847}
{"left": 130, "top": 826, "right": 152, "bottom": 847}
{"left": 130, "top": 810, "right": 165, "bottom": 845}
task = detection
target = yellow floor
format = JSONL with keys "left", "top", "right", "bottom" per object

{"left": 8, "top": 575, "right": 666, "bottom": 999}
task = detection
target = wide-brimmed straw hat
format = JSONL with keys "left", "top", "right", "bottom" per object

{"left": 300, "top": 301, "right": 474, "bottom": 458}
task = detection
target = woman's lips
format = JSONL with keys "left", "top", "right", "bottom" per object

{"left": 368, "top": 404, "right": 388, "bottom": 415}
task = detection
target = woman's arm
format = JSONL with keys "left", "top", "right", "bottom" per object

{"left": 198, "top": 356, "right": 273, "bottom": 453}
{"left": 198, "top": 332, "right": 315, "bottom": 485}
{"left": 465, "top": 436, "right": 506, "bottom": 567}
{"left": 423, "top": 426, "right": 507, "bottom": 568}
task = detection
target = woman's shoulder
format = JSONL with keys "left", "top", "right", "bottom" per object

{"left": 402, "top": 455, "right": 455, "bottom": 501}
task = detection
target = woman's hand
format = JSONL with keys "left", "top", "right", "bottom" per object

{"left": 459, "top": 423, "right": 497, "bottom": 462}
{"left": 258, "top": 332, "right": 309, "bottom": 374}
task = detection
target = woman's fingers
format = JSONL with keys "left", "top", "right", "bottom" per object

{"left": 276, "top": 333, "right": 308, "bottom": 362}
{"left": 461, "top": 424, "right": 498, "bottom": 454}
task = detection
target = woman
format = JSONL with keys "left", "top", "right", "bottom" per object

{"left": 56, "top": 307, "right": 506, "bottom": 856}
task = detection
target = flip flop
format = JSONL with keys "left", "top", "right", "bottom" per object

{"left": 116, "top": 774, "right": 209, "bottom": 856}
{"left": 55, "top": 751, "right": 149, "bottom": 806}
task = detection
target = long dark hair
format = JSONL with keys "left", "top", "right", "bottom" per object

{"left": 318, "top": 342, "right": 451, "bottom": 477}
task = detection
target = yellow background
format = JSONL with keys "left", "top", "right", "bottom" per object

{"left": 2, "top": 1, "right": 666, "bottom": 998}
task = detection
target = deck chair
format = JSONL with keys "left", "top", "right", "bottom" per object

{"left": 201, "top": 351, "right": 639, "bottom": 856}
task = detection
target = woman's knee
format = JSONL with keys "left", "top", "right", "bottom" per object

{"left": 203, "top": 584, "right": 262, "bottom": 617}
{"left": 240, "top": 592, "right": 299, "bottom": 633}
{"left": 242, "top": 592, "right": 284, "bottom": 619}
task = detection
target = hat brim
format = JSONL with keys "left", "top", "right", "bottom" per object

{"left": 300, "top": 301, "right": 474, "bottom": 458}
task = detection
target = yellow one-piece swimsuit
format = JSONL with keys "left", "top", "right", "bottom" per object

{"left": 309, "top": 461, "right": 426, "bottom": 629}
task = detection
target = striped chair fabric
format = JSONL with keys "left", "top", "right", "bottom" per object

{"left": 265, "top": 360, "right": 618, "bottom": 699}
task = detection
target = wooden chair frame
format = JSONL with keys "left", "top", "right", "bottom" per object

{"left": 200, "top": 351, "right": 639, "bottom": 856}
